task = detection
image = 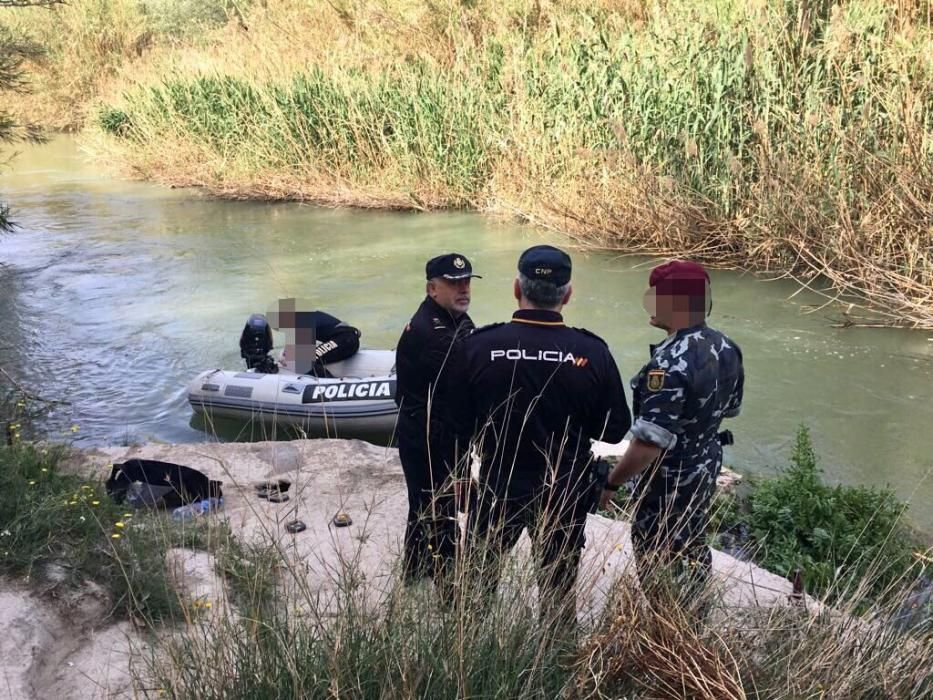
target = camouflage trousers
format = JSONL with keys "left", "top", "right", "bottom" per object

{"left": 630, "top": 457, "right": 720, "bottom": 605}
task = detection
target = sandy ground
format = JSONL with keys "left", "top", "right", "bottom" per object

{"left": 1, "top": 438, "right": 803, "bottom": 699}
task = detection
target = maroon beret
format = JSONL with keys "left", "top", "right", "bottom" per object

{"left": 649, "top": 260, "right": 709, "bottom": 296}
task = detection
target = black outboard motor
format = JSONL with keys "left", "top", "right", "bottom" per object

{"left": 239, "top": 313, "right": 278, "bottom": 373}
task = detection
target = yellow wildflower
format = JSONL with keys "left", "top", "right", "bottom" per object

{"left": 111, "top": 533, "right": 121, "bottom": 539}
{"left": 115, "top": 521, "right": 125, "bottom": 528}
{"left": 91, "top": 500, "right": 100, "bottom": 506}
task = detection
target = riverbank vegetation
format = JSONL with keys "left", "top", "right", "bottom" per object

{"left": 146, "top": 462, "right": 931, "bottom": 700}
{"left": 707, "top": 426, "right": 929, "bottom": 609}
{"left": 0, "top": 431, "right": 930, "bottom": 698}
{"left": 6, "top": 1, "right": 932, "bottom": 326}
{"left": 148, "top": 559, "right": 933, "bottom": 699}
{"left": 0, "top": 440, "right": 213, "bottom": 620}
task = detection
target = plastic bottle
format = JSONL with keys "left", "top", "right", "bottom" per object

{"left": 171, "top": 497, "right": 224, "bottom": 522}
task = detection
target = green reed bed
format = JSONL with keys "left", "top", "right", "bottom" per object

{"left": 108, "top": 64, "right": 502, "bottom": 205}
{"left": 93, "top": 0, "right": 932, "bottom": 324}
{"left": 155, "top": 581, "right": 574, "bottom": 698}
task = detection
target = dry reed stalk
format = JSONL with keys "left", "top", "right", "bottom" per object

{"left": 499, "top": 136, "right": 932, "bottom": 328}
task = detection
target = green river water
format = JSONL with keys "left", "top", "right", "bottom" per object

{"left": 2, "top": 138, "right": 932, "bottom": 530}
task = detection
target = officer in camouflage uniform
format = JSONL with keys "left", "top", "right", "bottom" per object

{"left": 601, "top": 261, "right": 743, "bottom": 602}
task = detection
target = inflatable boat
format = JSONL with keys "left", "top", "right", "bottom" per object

{"left": 187, "top": 314, "right": 398, "bottom": 439}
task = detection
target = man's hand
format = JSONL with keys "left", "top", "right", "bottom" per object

{"left": 599, "top": 437, "right": 664, "bottom": 511}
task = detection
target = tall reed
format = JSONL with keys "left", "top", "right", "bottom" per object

{"left": 16, "top": 0, "right": 933, "bottom": 325}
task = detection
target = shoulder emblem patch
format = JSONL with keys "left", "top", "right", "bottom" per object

{"left": 647, "top": 369, "right": 665, "bottom": 392}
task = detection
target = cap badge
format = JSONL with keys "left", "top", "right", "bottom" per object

{"left": 453, "top": 257, "right": 466, "bottom": 269}
{"left": 647, "top": 369, "right": 665, "bottom": 392}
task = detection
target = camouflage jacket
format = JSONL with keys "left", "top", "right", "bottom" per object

{"left": 630, "top": 323, "right": 744, "bottom": 473}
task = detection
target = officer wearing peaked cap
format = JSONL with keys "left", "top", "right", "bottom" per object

{"left": 600, "top": 260, "right": 744, "bottom": 610}
{"left": 453, "top": 245, "right": 631, "bottom": 626}
{"left": 395, "top": 253, "right": 480, "bottom": 593}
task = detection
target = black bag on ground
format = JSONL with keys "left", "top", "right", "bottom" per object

{"left": 106, "top": 459, "right": 223, "bottom": 509}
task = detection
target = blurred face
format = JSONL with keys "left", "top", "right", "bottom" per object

{"left": 428, "top": 277, "right": 471, "bottom": 314}
{"left": 643, "top": 288, "right": 708, "bottom": 332}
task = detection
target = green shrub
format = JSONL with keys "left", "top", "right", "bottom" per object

{"left": 98, "top": 106, "right": 132, "bottom": 136}
{"left": 745, "top": 425, "right": 918, "bottom": 602}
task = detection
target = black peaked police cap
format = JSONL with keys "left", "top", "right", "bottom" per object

{"left": 425, "top": 253, "right": 482, "bottom": 281}
{"left": 518, "top": 245, "right": 572, "bottom": 286}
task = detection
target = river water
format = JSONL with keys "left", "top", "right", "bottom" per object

{"left": 2, "top": 138, "right": 932, "bottom": 530}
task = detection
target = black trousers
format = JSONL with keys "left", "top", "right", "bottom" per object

{"left": 464, "top": 486, "right": 587, "bottom": 626}
{"left": 397, "top": 419, "right": 459, "bottom": 586}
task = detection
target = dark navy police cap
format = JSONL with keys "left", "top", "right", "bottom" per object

{"left": 425, "top": 253, "right": 481, "bottom": 281}
{"left": 518, "top": 245, "right": 572, "bottom": 286}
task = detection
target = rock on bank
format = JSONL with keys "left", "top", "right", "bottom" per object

{"left": 78, "top": 438, "right": 799, "bottom": 613}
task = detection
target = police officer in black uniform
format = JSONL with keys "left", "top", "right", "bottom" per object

{"left": 395, "top": 253, "right": 480, "bottom": 587}
{"left": 599, "top": 261, "right": 744, "bottom": 609}
{"left": 454, "top": 245, "right": 631, "bottom": 625}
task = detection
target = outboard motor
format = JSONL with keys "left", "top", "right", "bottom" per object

{"left": 239, "top": 314, "right": 278, "bottom": 373}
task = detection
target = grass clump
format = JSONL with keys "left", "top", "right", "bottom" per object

{"left": 0, "top": 441, "right": 218, "bottom": 621}
{"left": 147, "top": 517, "right": 933, "bottom": 700}
{"left": 98, "top": 106, "right": 132, "bottom": 137}
{"left": 152, "top": 545, "right": 581, "bottom": 698}
{"left": 587, "top": 572, "right": 932, "bottom": 699}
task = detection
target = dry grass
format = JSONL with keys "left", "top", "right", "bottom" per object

{"left": 578, "top": 577, "right": 746, "bottom": 700}
{"left": 139, "top": 503, "right": 932, "bottom": 699}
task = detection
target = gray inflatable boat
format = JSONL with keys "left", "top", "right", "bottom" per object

{"left": 187, "top": 348, "right": 398, "bottom": 438}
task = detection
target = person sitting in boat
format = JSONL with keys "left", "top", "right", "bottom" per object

{"left": 269, "top": 299, "right": 361, "bottom": 377}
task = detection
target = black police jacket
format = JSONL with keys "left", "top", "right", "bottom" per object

{"left": 453, "top": 309, "right": 631, "bottom": 497}
{"left": 298, "top": 311, "right": 344, "bottom": 340}
{"left": 395, "top": 296, "right": 475, "bottom": 435}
